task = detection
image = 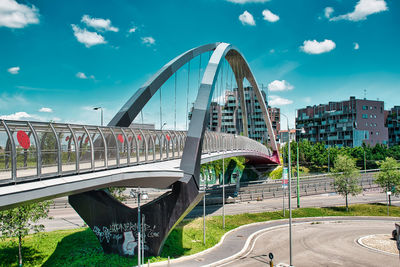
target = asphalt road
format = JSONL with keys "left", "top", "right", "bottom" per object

{"left": 227, "top": 220, "right": 399, "bottom": 267}
{"left": 40, "top": 190, "right": 400, "bottom": 232}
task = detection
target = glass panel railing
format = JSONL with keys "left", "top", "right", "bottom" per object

{"left": 88, "top": 127, "right": 106, "bottom": 170}
{"left": 7, "top": 121, "right": 38, "bottom": 180}
{"left": 100, "top": 127, "right": 117, "bottom": 168}
{"left": 113, "top": 128, "right": 128, "bottom": 166}
{"left": 53, "top": 124, "right": 77, "bottom": 174}
{"left": 0, "top": 122, "right": 12, "bottom": 183}
{"left": 70, "top": 125, "right": 92, "bottom": 172}
{"left": 31, "top": 122, "right": 58, "bottom": 176}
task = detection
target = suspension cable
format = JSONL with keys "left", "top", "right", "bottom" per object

{"left": 186, "top": 61, "right": 190, "bottom": 130}
{"left": 160, "top": 86, "right": 162, "bottom": 129}
{"left": 174, "top": 72, "right": 177, "bottom": 131}
{"left": 198, "top": 54, "right": 202, "bottom": 88}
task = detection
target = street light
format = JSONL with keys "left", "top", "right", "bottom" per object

{"left": 222, "top": 134, "right": 226, "bottom": 229}
{"left": 281, "top": 113, "right": 293, "bottom": 267}
{"left": 295, "top": 127, "right": 306, "bottom": 209}
{"left": 93, "top": 107, "right": 103, "bottom": 126}
{"left": 161, "top": 122, "right": 167, "bottom": 130}
{"left": 130, "top": 188, "right": 149, "bottom": 267}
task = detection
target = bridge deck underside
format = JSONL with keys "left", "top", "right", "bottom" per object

{"left": 0, "top": 150, "right": 277, "bottom": 211}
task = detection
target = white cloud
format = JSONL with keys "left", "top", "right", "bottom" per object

{"left": 81, "top": 14, "right": 119, "bottom": 32}
{"left": 7, "top": 66, "right": 19, "bottom": 74}
{"left": 76, "top": 72, "right": 95, "bottom": 79}
{"left": 227, "top": 0, "right": 269, "bottom": 3}
{"left": 0, "top": 0, "right": 39, "bottom": 28}
{"left": 39, "top": 107, "right": 53, "bottom": 113}
{"left": 324, "top": 7, "right": 334, "bottom": 19}
{"left": 300, "top": 39, "right": 336, "bottom": 54}
{"left": 76, "top": 72, "right": 87, "bottom": 79}
{"left": 330, "top": 0, "right": 388, "bottom": 21}
{"left": 269, "top": 95, "right": 293, "bottom": 106}
{"left": 128, "top": 27, "right": 137, "bottom": 33}
{"left": 354, "top": 42, "right": 360, "bottom": 50}
{"left": 71, "top": 24, "right": 106, "bottom": 48}
{"left": 239, "top": 10, "right": 255, "bottom": 26}
{"left": 262, "top": 9, "right": 279, "bottom": 22}
{"left": 141, "top": 36, "right": 155, "bottom": 46}
{"left": 268, "top": 80, "right": 294, "bottom": 92}
{"left": 0, "top": 111, "right": 32, "bottom": 120}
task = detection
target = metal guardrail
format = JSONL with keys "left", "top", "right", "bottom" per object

{"left": 0, "top": 119, "right": 271, "bottom": 185}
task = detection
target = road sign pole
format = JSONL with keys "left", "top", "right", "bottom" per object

{"left": 297, "top": 143, "right": 300, "bottom": 208}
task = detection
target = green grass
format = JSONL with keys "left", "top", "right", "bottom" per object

{"left": 1, "top": 203, "right": 399, "bottom": 266}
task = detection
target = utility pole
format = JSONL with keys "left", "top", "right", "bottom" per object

{"left": 364, "top": 149, "right": 367, "bottom": 173}
{"left": 288, "top": 128, "right": 293, "bottom": 267}
{"left": 296, "top": 143, "right": 300, "bottom": 208}
{"left": 222, "top": 135, "right": 225, "bottom": 229}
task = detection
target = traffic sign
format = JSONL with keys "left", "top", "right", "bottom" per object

{"left": 282, "top": 167, "right": 288, "bottom": 188}
{"left": 269, "top": 252, "right": 274, "bottom": 260}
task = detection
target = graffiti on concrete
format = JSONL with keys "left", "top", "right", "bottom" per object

{"left": 92, "top": 221, "right": 160, "bottom": 256}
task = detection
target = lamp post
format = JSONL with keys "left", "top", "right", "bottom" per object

{"left": 281, "top": 113, "right": 293, "bottom": 267}
{"left": 93, "top": 107, "right": 103, "bottom": 126}
{"left": 130, "top": 188, "right": 148, "bottom": 267}
{"left": 161, "top": 122, "right": 167, "bottom": 130}
{"left": 222, "top": 135, "right": 225, "bottom": 229}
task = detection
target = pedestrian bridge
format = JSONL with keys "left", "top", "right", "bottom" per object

{"left": 0, "top": 119, "right": 277, "bottom": 210}
{"left": 0, "top": 42, "right": 281, "bottom": 256}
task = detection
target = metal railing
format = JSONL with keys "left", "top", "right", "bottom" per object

{"left": 0, "top": 120, "right": 271, "bottom": 185}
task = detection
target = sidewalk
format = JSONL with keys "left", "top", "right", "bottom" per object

{"left": 151, "top": 216, "right": 400, "bottom": 267}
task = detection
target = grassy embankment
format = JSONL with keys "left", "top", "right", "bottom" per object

{"left": 1, "top": 203, "right": 399, "bottom": 266}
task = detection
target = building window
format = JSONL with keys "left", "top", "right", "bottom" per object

{"left": 362, "top": 114, "right": 368, "bottom": 119}
{"left": 374, "top": 123, "right": 377, "bottom": 126}
{"left": 370, "top": 106, "right": 373, "bottom": 110}
{"left": 376, "top": 132, "right": 379, "bottom": 135}
{"left": 362, "top": 105, "right": 368, "bottom": 110}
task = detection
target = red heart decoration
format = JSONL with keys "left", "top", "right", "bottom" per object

{"left": 17, "top": 131, "right": 30, "bottom": 149}
{"left": 117, "top": 134, "right": 124, "bottom": 143}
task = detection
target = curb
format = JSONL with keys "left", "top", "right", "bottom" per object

{"left": 357, "top": 234, "right": 399, "bottom": 256}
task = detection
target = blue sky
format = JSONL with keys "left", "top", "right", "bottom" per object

{"left": 0, "top": 0, "right": 399, "bottom": 129}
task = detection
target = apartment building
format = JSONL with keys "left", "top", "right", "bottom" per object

{"left": 205, "top": 86, "right": 280, "bottom": 143}
{"left": 386, "top": 106, "right": 400, "bottom": 146}
{"left": 296, "top": 96, "right": 388, "bottom": 147}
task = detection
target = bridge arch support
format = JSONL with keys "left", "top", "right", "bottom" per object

{"left": 68, "top": 43, "right": 279, "bottom": 258}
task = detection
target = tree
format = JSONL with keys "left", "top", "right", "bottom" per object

{"left": 0, "top": 201, "right": 52, "bottom": 266}
{"left": 375, "top": 157, "right": 400, "bottom": 206}
{"left": 332, "top": 155, "right": 362, "bottom": 211}
{"left": 108, "top": 187, "right": 128, "bottom": 201}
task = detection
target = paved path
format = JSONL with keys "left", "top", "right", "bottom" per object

{"left": 40, "top": 191, "right": 400, "bottom": 232}
{"left": 228, "top": 219, "right": 399, "bottom": 267}
{"left": 152, "top": 217, "right": 400, "bottom": 267}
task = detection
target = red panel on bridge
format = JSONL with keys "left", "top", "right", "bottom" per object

{"left": 117, "top": 134, "right": 124, "bottom": 143}
{"left": 17, "top": 130, "right": 30, "bottom": 149}
{"left": 166, "top": 134, "right": 170, "bottom": 141}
